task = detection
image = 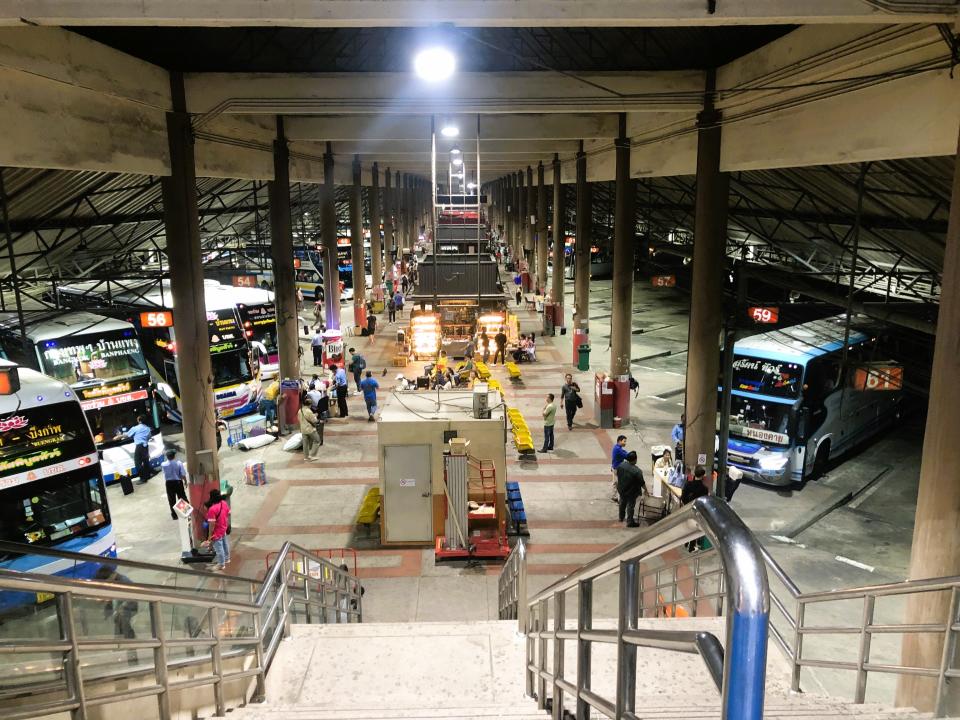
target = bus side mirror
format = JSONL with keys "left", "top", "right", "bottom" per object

{"left": 796, "top": 408, "right": 810, "bottom": 443}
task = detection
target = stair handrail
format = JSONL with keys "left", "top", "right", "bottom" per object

{"left": 522, "top": 496, "right": 769, "bottom": 720}
{"left": 759, "top": 543, "right": 960, "bottom": 716}
{"left": 498, "top": 538, "right": 528, "bottom": 631}
{"left": 0, "top": 540, "right": 363, "bottom": 720}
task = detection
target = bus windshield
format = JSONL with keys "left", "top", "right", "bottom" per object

{"left": 39, "top": 331, "right": 146, "bottom": 387}
{"left": 212, "top": 348, "right": 252, "bottom": 387}
{"left": 85, "top": 392, "right": 155, "bottom": 447}
{"left": 732, "top": 355, "right": 803, "bottom": 399}
{"left": 0, "top": 400, "right": 96, "bottom": 476}
{"left": 0, "top": 467, "right": 109, "bottom": 549}
{"left": 729, "top": 395, "right": 794, "bottom": 446}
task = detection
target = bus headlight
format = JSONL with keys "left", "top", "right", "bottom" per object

{"left": 759, "top": 455, "right": 789, "bottom": 471}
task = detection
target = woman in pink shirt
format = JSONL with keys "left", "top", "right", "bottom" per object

{"left": 201, "top": 489, "right": 231, "bottom": 571}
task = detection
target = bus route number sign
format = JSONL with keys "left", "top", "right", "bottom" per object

{"left": 141, "top": 311, "right": 173, "bottom": 328}
{"left": 748, "top": 306, "right": 779, "bottom": 324}
{"left": 651, "top": 275, "right": 676, "bottom": 288}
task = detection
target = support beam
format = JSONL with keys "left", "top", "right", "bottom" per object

{"left": 321, "top": 142, "right": 341, "bottom": 329}
{"left": 267, "top": 116, "right": 300, "bottom": 382}
{"left": 683, "top": 74, "right": 729, "bottom": 481}
{"left": 552, "top": 152, "right": 564, "bottom": 311}
{"left": 160, "top": 74, "right": 218, "bottom": 542}
{"left": 350, "top": 155, "right": 367, "bottom": 331}
{"left": 383, "top": 167, "right": 394, "bottom": 262}
{"left": 536, "top": 161, "right": 548, "bottom": 296}
{"left": 610, "top": 113, "right": 634, "bottom": 386}
{"left": 526, "top": 166, "right": 536, "bottom": 260}
{"left": 4, "top": 2, "right": 949, "bottom": 27}
{"left": 898, "top": 124, "right": 960, "bottom": 715}
{"left": 574, "top": 143, "right": 592, "bottom": 333}
{"left": 370, "top": 161, "right": 382, "bottom": 294}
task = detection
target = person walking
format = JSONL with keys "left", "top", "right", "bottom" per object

{"left": 347, "top": 348, "right": 366, "bottom": 393}
{"left": 311, "top": 328, "right": 324, "bottom": 366}
{"left": 515, "top": 285, "right": 522, "bottom": 307}
{"left": 161, "top": 449, "right": 188, "bottom": 520}
{"left": 201, "top": 489, "right": 231, "bottom": 571}
{"left": 463, "top": 336, "right": 475, "bottom": 361}
{"left": 393, "top": 290, "right": 405, "bottom": 317}
{"left": 367, "top": 312, "right": 377, "bottom": 344}
{"left": 387, "top": 295, "right": 396, "bottom": 323}
{"left": 121, "top": 415, "right": 154, "bottom": 484}
{"left": 538, "top": 393, "right": 557, "bottom": 453}
{"left": 359, "top": 370, "right": 380, "bottom": 422}
{"left": 560, "top": 373, "right": 582, "bottom": 430}
{"left": 332, "top": 363, "right": 349, "bottom": 418}
{"left": 610, "top": 434, "right": 629, "bottom": 503}
{"left": 479, "top": 330, "right": 490, "bottom": 362}
{"left": 616, "top": 451, "right": 646, "bottom": 528}
{"left": 682, "top": 465, "right": 710, "bottom": 550}
{"left": 313, "top": 300, "right": 323, "bottom": 328}
{"left": 401, "top": 274, "right": 409, "bottom": 295}
{"left": 95, "top": 567, "right": 139, "bottom": 665}
{"left": 299, "top": 393, "right": 323, "bottom": 461}
{"left": 493, "top": 328, "right": 507, "bottom": 365}
{"left": 672, "top": 413, "right": 685, "bottom": 462}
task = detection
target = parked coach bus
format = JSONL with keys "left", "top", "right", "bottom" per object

{"left": 721, "top": 314, "right": 903, "bottom": 486}
{"left": 0, "top": 311, "right": 163, "bottom": 484}
{"left": 0, "top": 360, "right": 115, "bottom": 597}
{"left": 219, "top": 284, "right": 279, "bottom": 379}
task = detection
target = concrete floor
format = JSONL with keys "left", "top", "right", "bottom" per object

{"left": 105, "top": 272, "right": 927, "bottom": 707}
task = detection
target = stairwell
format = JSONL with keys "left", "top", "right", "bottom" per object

{"left": 225, "top": 619, "right": 936, "bottom": 720}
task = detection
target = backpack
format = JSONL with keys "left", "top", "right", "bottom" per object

{"left": 355, "top": 355, "right": 367, "bottom": 371}
{"left": 628, "top": 376, "right": 640, "bottom": 396}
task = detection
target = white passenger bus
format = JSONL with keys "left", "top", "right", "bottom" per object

{"left": 0, "top": 311, "right": 164, "bottom": 484}
{"left": 0, "top": 360, "right": 115, "bottom": 602}
{"left": 217, "top": 284, "right": 279, "bottom": 379}
{"left": 721, "top": 314, "right": 904, "bottom": 486}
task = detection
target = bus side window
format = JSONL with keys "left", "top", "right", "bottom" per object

{"left": 163, "top": 359, "right": 180, "bottom": 395}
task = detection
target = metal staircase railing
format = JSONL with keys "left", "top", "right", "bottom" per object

{"left": 0, "top": 540, "right": 362, "bottom": 720}
{"left": 498, "top": 495, "right": 769, "bottom": 720}
{"left": 760, "top": 545, "right": 960, "bottom": 717}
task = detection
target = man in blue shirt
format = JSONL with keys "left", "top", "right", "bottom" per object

{"left": 610, "top": 434, "right": 629, "bottom": 503}
{"left": 671, "top": 414, "right": 685, "bottom": 462}
{"left": 161, "top": 449, "right": 188, "bottom": 519}
{"left": 359, "top": 370, "right": 380, "bottom": 422}
{"left": 332, "top": 363, "right": 349, "bottom": 418}
{"left": 123, "top": 415, "right": 154, "bottom": 483}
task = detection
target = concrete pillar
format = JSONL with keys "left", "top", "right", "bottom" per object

{"left": 551, "top": 153, "right": 564, "bottom": 310}
{"left": 383, "top": 167, "right": 394, "bottom": 264}
{"left": 266, "top": 116, "right": 300, "bottom": 382}
{"left": 897, "top": 126, "right": 960, "bottom": 714}
{"left": 350, "top": 155, "right": 367, "bottom": 331}
{"left": 574, "top": 142, "right": 592, "bottom": 333}
{"left": 159, "top": 74, "right": 218, "bottom": 540}
{"left": 536, "top": 161, "right": 548, "bottom": 295}
{"left": 526, "top": 166, "right": 536, "bottom": 260}
{"left": 517, "top": 171, "right": 527, "bottom": 271}
{"left": 321, "top": 142, "right": 341, "bottom": 329}
{"left": 683, "top": 76, "right": 729, "bottom": 477}
{"left": 401, "top": 173, "right": 410, "bottom": 251}
{"left": 609, "top": 113, "right": 635, "bottom": 385}
{"left": 370, "top": 162, "right": 382, "bottom": 293}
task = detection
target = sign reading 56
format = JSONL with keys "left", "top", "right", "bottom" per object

{"left": 140, "top": 311, "right": 173, "bottom": 328}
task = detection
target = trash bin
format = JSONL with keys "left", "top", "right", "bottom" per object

{"left": 577, "top": 344, "right": 591, "bottom": 371}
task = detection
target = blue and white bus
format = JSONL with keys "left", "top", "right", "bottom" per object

{"left": 722, "top": 314, "right": 904, "bottom": 486}
{"left": 0, "top": 311, "right": 164, "bottom": 484}
{"left": 0, "top": 360, "right": 115, "bottom": 594}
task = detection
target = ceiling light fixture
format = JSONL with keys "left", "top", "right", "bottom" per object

{"left": 414, "top": 46, "right": 456, "bottom": 83}
{"left": 441, "top": 124, "right": 460, "bottom": 138}
{"left": 451, "top": 155, "right": 463, "bottom": 166}
{"left": 449, "top": 144, "right": 462, "bottom": 154}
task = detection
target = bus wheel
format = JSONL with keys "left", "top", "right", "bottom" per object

{"left": 813, "top": 441, "right": 831, "bottom": 479}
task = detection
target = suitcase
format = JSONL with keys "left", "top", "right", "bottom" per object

{"left": 119, "top": 475, "right": 134, "bottom": 496}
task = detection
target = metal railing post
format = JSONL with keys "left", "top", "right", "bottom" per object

{"left": 537, "top": 597, "right": 549, "bottom": 709}
{"left": 59, "top": 592, "right": 87, "bottom": 720}
{"left": 150, "top": 601, "right": 172, "bottom": 720}
{"left": 517, "top": 543, "right": 528, "bottom": 633}
{"left": 854, "top": 594, "right": 876, "bottom": 703}
{"left": 576, "top": 578, "right": 593, "bottom": 720}
{"left": 616, "top": 559, "right": 639, "bottom": 718}
{"left": 525, "top": 600, "right": 536, "bottom": 698}
{"left": 792, "top": 601, "right": 805, "bottom": 692}
{"left": 280, "top": 556, "right": 293, "bottom": 636}
{"left": 935, "top": 586, "right": 960, "bottom": 717}
{"left": 552, "top": 590, "right": 565, "bottom": 720}
{"left": 251, "top": 611, "right": 267, "bottom": 702}
{"left": 209, "top": 606, "right": 225, "bottom": 717}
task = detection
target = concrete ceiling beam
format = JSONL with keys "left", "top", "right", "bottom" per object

{"left": 284, "top": 114, "right": 621, "bottom": 141}
{"left": 184, "top": 71, "right": 705, "bottom": 118}
{"left": 0, "top": 1, "right": 949, "bottom": 27}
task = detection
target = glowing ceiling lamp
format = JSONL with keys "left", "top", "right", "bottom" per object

{"left": 451, "top": 155, "right": 463, "bottom": 166}
{"left": 414, "top": 47, "right": 455, "bottom": 83}
{"left": 441, "top": 123, "right": 460, "bottom": 138}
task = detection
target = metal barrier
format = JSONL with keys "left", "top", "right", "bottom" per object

{"left": 0, "top": 540, "right": 362, "bottom": 720}
{"left": 501, "top": 496, "right": 769, "bottom": 720}
{"left": 760, "top": 545, "right": 960, "bottom": 717}
{"left": 498, "top": 539, "right": 528, "bottom": 632}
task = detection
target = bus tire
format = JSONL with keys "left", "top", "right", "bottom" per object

{"left": 813, "top": 441, "right": 831, "bottom": 479}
